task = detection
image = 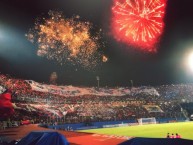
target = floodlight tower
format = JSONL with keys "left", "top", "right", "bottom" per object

{"left": 130, "top": 80, "right": 133, "bottom": 88}
{"left": 96, "top": 76, "right": 100, "bottom": 88}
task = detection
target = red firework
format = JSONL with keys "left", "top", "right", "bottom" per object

{"left": 111, "top": 0, "right": 166, "bottom": 52}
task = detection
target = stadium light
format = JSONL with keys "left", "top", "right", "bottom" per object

{"left": 187, "top": 52, "right": 193, "bottom": 72}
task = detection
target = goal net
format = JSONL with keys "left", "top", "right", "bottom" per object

{"left": 137, "top": 117, "right": 156, "bottom": 125}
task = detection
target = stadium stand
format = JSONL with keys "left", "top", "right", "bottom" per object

{"left": 0, "top": 73, "right": 192, "bottom": 129}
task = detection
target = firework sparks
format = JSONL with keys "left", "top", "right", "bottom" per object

{"left": 102, "top": 55, "right": 108, "bottom": 62}
{"left": 111, "top": 0, "right": 166, "bottom": 52}
{"left": 26, "top": 11, "right": 104, "bottom": 68}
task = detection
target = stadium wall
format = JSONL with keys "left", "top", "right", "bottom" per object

{"left": 47, "top": 118, "right": 186, "bottom": 130}
{"left": 48, "top": 120, "right": 136, "bottom": 130}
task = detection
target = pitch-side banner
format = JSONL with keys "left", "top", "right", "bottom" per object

{"left": 25, "top": 80, "right": 159, "bottom": 97}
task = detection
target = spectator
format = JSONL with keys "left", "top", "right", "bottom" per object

{"left": 176, "top": 133, "right": 181, "bottom": 138}
{"left": 170, "top": 134, "right": 175, "bottom": 138}
{"left": 166, "top": 133, "right": 170, "bottom": 138}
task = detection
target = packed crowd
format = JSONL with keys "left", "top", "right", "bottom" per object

{"left": 0, "top": 74, "right": 192, "bottom": 124}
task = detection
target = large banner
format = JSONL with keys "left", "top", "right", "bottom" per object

{"left": 26, "top": 80, "right": 160, "bottom": 97}
{"left": 143, "top": 105, "right": 163, "bottom": 113}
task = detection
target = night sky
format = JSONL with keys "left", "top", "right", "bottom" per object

{"left": 1, "top": 0, "right": 193, "bottom": 87}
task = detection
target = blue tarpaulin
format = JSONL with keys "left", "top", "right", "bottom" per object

{"left": 17, "top": 131, "right": 69, "bottom": 145}
{"left": 119, "top": 137, "right": 193, "bottom": 145}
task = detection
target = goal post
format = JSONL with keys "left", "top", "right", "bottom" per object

{"left": 137, "top": 117, "right": 156, "bottom": 125}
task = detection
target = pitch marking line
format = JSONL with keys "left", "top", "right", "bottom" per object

{"left": 92, "top": 133, "right": 133, "bottom": 141}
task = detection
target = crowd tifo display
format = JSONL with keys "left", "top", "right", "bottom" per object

{"left": 0, "top": 73, "right": 192, "bottom": 124}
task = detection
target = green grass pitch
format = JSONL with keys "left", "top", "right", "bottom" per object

{"left": 80, "top": 122, "right": 193, "bottom": 140}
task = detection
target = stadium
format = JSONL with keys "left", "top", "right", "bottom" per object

{"left": 1, "top": 0, "right": 193, "bottom": 145}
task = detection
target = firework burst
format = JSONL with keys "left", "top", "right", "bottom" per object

{"left": 111, "top": 0, "right": 166, "bottom": 52}
{"left": 26, "top": 11, "right": 104, "bottom": 69}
